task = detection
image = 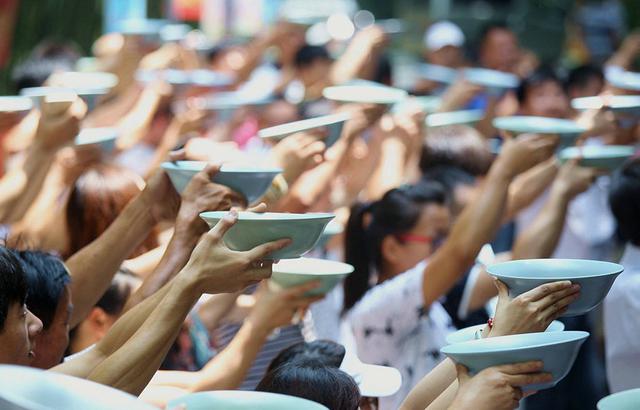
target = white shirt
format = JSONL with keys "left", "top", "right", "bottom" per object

{"left": 604, "top": 244, "right": 640, "bottom": 393}
{"left": 347, "top": 262, "right": 455, "bottom": 410}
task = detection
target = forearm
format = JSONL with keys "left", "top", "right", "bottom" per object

{"left": 191, "top": 319, "right": 270, "bottom": 391}
{"left": 67, "top": 194, "right": 156, "bottom": 327}
{"left": 504, "top": 159, "right": 558, "bottom": 222}
{"left": 196, "top": 292, "right": 242, "bottom": 332}
{"left": 0, "top": 143, "right": 56, "bottom": 224}
{"left": 401, "top": 358, "right": 457, "bottom": 410}
{"left": 367, "top": 138, "right": 408, "bottom": 199}
{"left": 145, "top": 120, "right": 184, "bottom": 179}
{"left": 428, "top": 381, "right": 458, "bottom": 410}
{"left": 87, "top": 276, "right": 200, "bottom": 395}
{"left": 116, "top": 88, "right": 162, "bottom": 150}
{"left": 512, "top": 182, "right": 570, "bottom": 259}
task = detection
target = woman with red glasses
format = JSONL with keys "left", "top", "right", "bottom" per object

{"left": 341, "top": 134, "right": 577, "bottom": 410}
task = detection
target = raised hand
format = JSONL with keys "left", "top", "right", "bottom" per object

{"left": 487, "top": 279, "right": 580, "bottom": 337}
{"left": 270, "top": 131, "right": 326, "bottom": 184}
{"left": 494, "top": 133, "right": 559, "bottom": 179}
{"left": 553, "top": 159, "right": 600, "bottom": 199}
{"left": 35, "top": 95, "right": 87, "bottom": 151}
{"left": 450, "top": 361, "right": 552, "bottom": 410}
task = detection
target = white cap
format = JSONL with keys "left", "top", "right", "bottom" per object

{"left": 424, "top": 21, "right": 465, "bottom": 51}
{"left": 339, "top": 350, "right": 402, "bottom": 398}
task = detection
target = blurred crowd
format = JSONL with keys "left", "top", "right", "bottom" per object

{"left": 0, "top": 2, "right": 639, "bottom": 410}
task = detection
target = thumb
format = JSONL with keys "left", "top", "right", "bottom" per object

{"left": 168, "top": 149, "right": 187, "bottom": 162}
{"left": 203, "top": 163, "right": 222, "bottom": 179}
{"left": 455, "top": 363, "right": 471, "bottom": 385}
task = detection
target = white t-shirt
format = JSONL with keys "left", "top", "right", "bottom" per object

{"left": 604, "top": 244, "right": 640, "bottom": 393}
{"left": 347, "top": 261, "right": 455, "bottom": 410}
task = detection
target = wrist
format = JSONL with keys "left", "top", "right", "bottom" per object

{"left": 244, "top": 314, "right": 272, "bottom": 339}
{"left": 488, "top": 160, "right": 516, "bottom": 183}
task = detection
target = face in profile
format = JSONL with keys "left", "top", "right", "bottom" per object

{"left": 0, "top": 304, "right": 42, "bottom": 366}
{"left": 30, "top": 286, "right": 73, "bottom": 369}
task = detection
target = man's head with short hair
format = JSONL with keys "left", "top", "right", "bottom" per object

{"left": 478, "top": 22, "right": 519, "bottom": 73}
{"left": 0, "top": 247, "right": 42, "bottom": 366}
{"left": 294, "top": 45, "right": 333, "bottom": 87}
{"left": 609, "top": 158, "right": 640, "bottom": 247}
{"left": 566, "top": 64, "right": 604, "bottom": 99}
{"left": 14, "top": 250, "right": 71, "bottom": 369}
{"left": 517, "top": 67, "right": 570, "bottom": 118}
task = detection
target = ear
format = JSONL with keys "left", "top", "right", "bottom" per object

{"left": 87, "top": 307, "right": 113, "bottom": 338}
{"left": 381, "top": 235, "right": 404, "bottom": 265}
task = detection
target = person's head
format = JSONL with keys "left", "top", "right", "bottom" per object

{"left": 609, "top": 158, "right": 640, "bottom": 246}
{"left": 64, "top": 163, "right": 157, "bottom": 258}
{"left": 267, "top": 340, "right": 345, "bottom": 374}
{"left": 11, "top": 40, "right": 80, "bottom": 92}
{"left": 423, "top": 165, "right": 479, "bottom": 217}
{"left": 14, "top": 250, "right": 71, "bottom": 369}
{"left": 423, "top": 20, "right": 466, "bottom": 68}
{"left": 294, "top": 45, "right": 333, "bottom": 87}
{"left": 420, "top": 125, "right": 493, "bottom": 177}
{"left": 256, "top": 359, "right": 360, "bottom": 410}
{"left": 68, "top": 269, "right": 140, "bottom": 354}
{"left": 0, "top": 247, "right": 42, "bottom": 366}
{"left": 566, "top": 64, "right": 605, "bottom": 99}
{"left": 478, "top": 22, "right": 519, "bottom": 73}
{"left": 344, "top": 181, "right": 450, "bottom": 312}
{"left": 517, "top": 67, "right": 570, "bottom": 118}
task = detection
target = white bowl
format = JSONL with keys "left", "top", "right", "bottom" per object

{"left": 0, "top": 364, "right": 155, "bottom": 410}
{"left": 417, "top": 63, "right": 458, "bottom": 84}
{"left": 322, "top": 85, "right": 408, "bottom": 105}
{"left": 135, "top": 69, "right": 235, "bottom": 88}
{"left": 48, "top": 71, "right": 119, "bottom": 92}
{"left": 598, "top": 388, "right": 640, "bottom": 410}
{"left": 74, "top": 127, "right": 118, "bottom": 153}
{"left": 558, "top": 145, "right": 635, "bottom": 171}
{"left": 445, "top": 320, "right": 566, "bottom": 345}
{"left": 462, "top": 68, "right": 520, "bottom": 94}
{"left": 441, "top": 331, "right": 589, "bottom": 391}
{"left": 259, "top": 112, "right": 350, "bottom": 148}
{"left": 571, "top": 95, "right": 640, "bottom": 115}
{"left": 271, "top": 257, "right": 354, "bottom": 296}
{"left": 0, "top": 96, "right": 33, "bottom": 114}
{"left": 426, "top": 109, "right": 484, "bottom": 127}
{"left": 168, "top": 391, "right": 328, "bottom": 410}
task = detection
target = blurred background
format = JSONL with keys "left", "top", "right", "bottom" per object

{"left": 1, "top": 0, "right": 639, "bottom": 93}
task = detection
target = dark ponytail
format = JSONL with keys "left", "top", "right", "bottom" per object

{"left": 342, "top": 181, "right": 447, "bottom": 314}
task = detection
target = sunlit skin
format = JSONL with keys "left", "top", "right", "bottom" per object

{"left": 0, "top": 303, "right": 43, "bottom": 365}
{"left": 480, "top": 28, "right": 520, "bottom": 73}
{"left": 425, "top": 45, "right": 465, "bottom": 69}
{"left": 520, "top": 80, "right": 571, "bottom": 119}
{"left": 30, "top": 285, "right": 73, "bottom": 369}
{"left": 380, "top": 203, "right": 452, "bottom": 280}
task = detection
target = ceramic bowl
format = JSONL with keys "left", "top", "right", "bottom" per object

{"left": 168, "top": 391, "right": 328, "bottom": 410}
{"left": 322, "top": 85, "right": 408, "bottom": 105}
{"left": 0, "top": 96, "right": 33, "bottom": 114}
{"left": 558, "top": 145, "right": 635, "bottom": 171}
{"left": 161, "top": 161, "right": 281, "bottom": 204}
{"left": 199, "top": 211, "right": 335, "bottom": 259}
{"left": 271, "top": 257, "right": 354, "bottom": 296}
{"left": 606, "top": 69, "right": 640, "bottom": 91}
{"left": 441, "top": 331, "right": 589, "bottom": 391}
{"left": 259, "top": 112, "right": 350, "bottom": 148}
{"left": 0, "top": 364, "right": 155, "bottom": 410}
{"left": 426, "top": 109, "right": 484, "bottom": 127}
{"left": 48, "top": 71, "right": 118, "bottom": 91}
{"left": 20, "top": 86, "right": 108, "bottom": 110}
{"left": 445, "top": 320, "right": 565, "bottom": 345}
{"left": 74, "top": 127, "right": 118, "bottom": 153}
{"left": 160, "top": 23, "right": 192, "bottom": 43}
{"left": 598, "top": 388, "right": 640, "bottom": 410}
{"left": 393, "top": 96, "right": 442, "bottom": 115}
{"left": 417, "top": 63, "right": 458, "bottom": 84}
{"left": 571, "top": 95, "right": 640, "bottom": 116}
{"left": 315, "top": 219, "right": 344, "bottom": 249}
{"left": 135, "top": 69, "right": 234, "bottom": 89}
{"left": 462, "top": 67, "right": 520, "bottom": 95}
{"left": 487, "top": 259, "right": 623, "bottom": 316}
{"left": 493, "top": 116, "right": 587, "bottom": 147}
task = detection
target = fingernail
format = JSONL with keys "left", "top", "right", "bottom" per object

{"left": 571, "top": 284, "right": 581, "bottom": 290}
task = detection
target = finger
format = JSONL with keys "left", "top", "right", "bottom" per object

{"left": 247, "top": 202, "right": 267, "bottom": 213}
{"left": 506, "top": 372, "right": 553, "bottom": 387}
{"left": 494, "top": 278, "right": 510, "bottom": 299}
{"left": 542, "top": 291, "right": 580, "bottom": 321}
{"left": 246, "top": 238, "right": 292, "bottom": 260}
{"left": 454, "top": 363, "right": 471, "bottom": 384}
{"left": 495, "top": 361, "right": 544, "bottom": 375}
{"left": 206, "top": 208, "right": 238, "bottom": 240}
{"left": 520, "top": 281, "right": 573, "bottom": 303}
{"left": 168, "top": 149, "right": 187, "bottom": 162}
{"left": 203, "top": 163, "right": 222, "bottom": 178}
{"left": 535, "top": 283, "right": 580, "bottom": 310}
{"left": 244, "top": 266, "right": 273, "bottom": 282}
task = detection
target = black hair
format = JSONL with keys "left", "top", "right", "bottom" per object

{"left": 256, "top": 359, "right": 360, "bottom": 410}
{"left": 516, "top": 66, "right": 562, "bottom": 104}
{"left": 95, "top": 268, "right": 135, "bottom": 316}
{"left": 343, "top": 181, "right": 447, "bottom": 313}
{"left": 13, "top": 250, "right": 70, "bottom": 330}
{"left": 419, "top": 125, "right": 493, "bottom": 176}
{"left": 267, "top": 340, "right": 346, "bottom": 374}
{"left": 294, "top": 45, "right": 331, "bottom": 69}
{"left": 565, "top": 64, "right": 604, "bottom": 95}
{"left": 0, "top": 247, "right": 28, "bottom": 331}
{"left": 422, "top": 165, "right": 476, "bottom": 195}
{"left": 11, "top": 40, "right": 80, "bottom": 92}
{"left": 609, "top": 158, "right": 640, "bottom": 246}
{"left": 478, "top": 21, "right": 511, "bottom": 49}
{"left": 373, "top": 54, "right": 393, "bottom": 86}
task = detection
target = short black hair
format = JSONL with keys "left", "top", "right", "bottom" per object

{"left": 609, "top": 158, "right": 640, "bottom": 246}
{"left": 0, "top": 247, "right": 28, "bottom": 331}
{"left": 294, "top": 45, "right": 331, "bottom": 69}
{"left": 14, "top": 250, "right": 70, "bottom": 330}
{"left": 256, "top": 359, "right": 360, "bottom": 410}
{"left": 11, "top": 40, "right": 80, "bottom": 92}
{"left": 267, "top": 340, "right": 346, "bottom": 374}
{"left": 478, "top": 21, "right": 511, "bottom": 48}
{"left": 422, "top": 165, "right": 476, "bottom": 195}
{"left": 516, "top": 66, "right": 562, "bottom": 104}
{"left": 566, "top": 64, "right": 604, "bottom": 94}
{"left": 420, "top": 125, "right": 493, "bottom": 176}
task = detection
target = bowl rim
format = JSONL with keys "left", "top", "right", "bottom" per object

{"left": 168, "top": 390, "right": 328, "bottom": 409}
{"left": 75, "top": 127, "right": 119, "bottom": 145}
{"left": 161, "top": 161, "right": 283, "bottom": 174}
{"left": 492, "top": 115, "right": 588, "bottom": 134}
{"left": 461, "top": 67, "right": 520, "bottom": 88}
{"left": 258, "top": 112, "right": 351, "bottom": 139}
{"left": 571, "top": 95, "right": 640, "bottom": 110}
{"left": 0, "top": 95, "right": 34, "bottom": 112}
{"left": 200, "top": 211, "right": 335, "bottom": 221}
{"left": 445, "top": 320, "right": 566, "bottom": 344}
{"left": 322, "top": 85, "right": 409, "bottom": 104}
{"left": 441, "top": 330, "right": 590, "bottom": 355}
{"left": 272, "top": 257, "right": 355, "bottom": 276}
{"left": 597, "top": 388, "right": 640, "bottom": 409}
{"left": 558, "top": 145, "right": 635, "bottom": 160}
{"left": 486, "top": 258, "right": 624, "bottom": 280}
{"left": 426, "top": 109, "right": 484, "bottom": 127}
